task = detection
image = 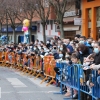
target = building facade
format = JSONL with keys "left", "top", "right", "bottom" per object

{"left": 36, "top": 0, "right": 81, "bottom": 41}
{"left": 63, "top": 1, "right": 81, "bottom": 40}
{"left": 1, "top": 0, "right": 81, "bottom": 43}
{"left": 82, "top": 0, "right": 100, "bottom": 40}
{"left": 1, "top": 24, "right": 37, "bottom": 43}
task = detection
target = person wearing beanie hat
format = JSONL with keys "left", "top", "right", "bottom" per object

{"left": 75, "top": 34, "right": 81, "bottom": 38}
{"left": 74, "top": 34, "right": 81, "bottom": 43}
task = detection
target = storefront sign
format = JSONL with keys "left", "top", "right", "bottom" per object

{"left": 74, "top": 18, "right": 82, "bottom": 25}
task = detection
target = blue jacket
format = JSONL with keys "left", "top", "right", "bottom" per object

{"left": 53, "top": 53, "right": 59, "bottom": 59}
{"left": 66, "top": 44, "right": 74, "bottom": 53}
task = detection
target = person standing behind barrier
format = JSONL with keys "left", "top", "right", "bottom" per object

{"left": 83, "top": 42, "right": 100, "bottom": 100}
{"left": 52, "top": 46, "right": 59, "bottom": 59}
{"left": 90, "top": 42, "right": 100, "bottom": 70}
{"left": 97, "top": 68, "right": 100, "bottom": 86}
{"left": 40, "top": 48, "right": 46, "bottom": 56}
{"left": 83, "top": 54, "right": 95, "bottom": 94}
{"left": 63, "top": 39, "right": 74, "bottom": 54}
{"left": 65, "top": 53, "right": 80, "bottom": 98}
{"left": 77, "top": 44, "right": 92, "bottom": 64}
{"left": 74, "top": 34, "right": 80, "bottom": 43}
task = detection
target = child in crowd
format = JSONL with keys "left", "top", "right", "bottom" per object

{"left": 65, "top": 53, "right": 80, "bottom": 98}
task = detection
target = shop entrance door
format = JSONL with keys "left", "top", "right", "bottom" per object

{"left": 64, "top": 31, "right": 76, "bottom": 40}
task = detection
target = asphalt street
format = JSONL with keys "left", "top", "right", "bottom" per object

{"left": 0, "top": 67, "right": 66, "bottom": 100}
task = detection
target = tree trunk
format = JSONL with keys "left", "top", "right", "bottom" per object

{"left": 0, "top": 23, "right": 2, "bottom": 36}
{"left": 13, "top": 28, "right": 16, "bottom": 43}
{"left": 42, "top": 23, "right": 46, "bottom": 44}
{"left": 29, "top": 22, "right": 32, "bottom": 42}
{"left": 60, "top": 21, "right": 64, "bottom": 38}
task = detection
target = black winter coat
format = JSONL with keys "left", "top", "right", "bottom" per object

{"left": 94, "top": 52, "right": 100, "bottom": 65}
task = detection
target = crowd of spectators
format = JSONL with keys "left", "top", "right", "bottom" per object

{"left": 0, "top": 35, "right": 100, "bottom": 100}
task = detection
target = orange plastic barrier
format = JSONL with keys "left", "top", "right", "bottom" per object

{"left": 0, "top": 51, "right": 56, "bottom": 86}
{"left": 40, "top": 56, "right": 56, "bottom": 86}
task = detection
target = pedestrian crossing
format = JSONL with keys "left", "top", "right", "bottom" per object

{"left": 6, "top": 78, "right": 55, "bottom": 88}
{"left": 7, "top": 78, "right": 27, "bottom": 88}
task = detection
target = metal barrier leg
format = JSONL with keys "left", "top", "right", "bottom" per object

{"left": 46, "top": 78, "right": 56, "bottom": 86}
{"left": 40, "top": 76, "right": 48, "bottom": 84}
{"left": 31, "top": 71, "right": 37, "bottom": 77}
{"left": 34, "top": 73, "right": 42, "bottom": 80}
{"left": 27, "top": 70, "right": 33, "bottom": 76}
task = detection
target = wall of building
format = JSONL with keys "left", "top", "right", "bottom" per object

{"left": 36, "top": 20, "right": 60, "bottom": 41}
{"left": 82, "top": 0, "right": 100, "bottom": 40}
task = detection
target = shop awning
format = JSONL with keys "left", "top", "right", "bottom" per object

{"left": 63, "top": 17, "right": 79, "bottom": 24}
{"left": 63, "top": 26, "right": 79, "bottom": 31}
{"left": 63, "top": 17, "right": 75, "bottom": 22}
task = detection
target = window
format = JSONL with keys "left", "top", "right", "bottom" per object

{"left": 50, "top": 20, "right": 53, "bottom": 30}
{"left": 46, "top": 20, "right": 49, "bottom": 30}
{"left": 55, "top": 24, "right": 60, "bottom": 32}
{"left": 88, "top": 9, "right": 92, "bottom": 22}
{"left": 46, "top": 20, "right": 49, "bottom": 25}
{"left": 75, "top": 0, "right": 81, "bottom": 9}
{"left": 96, "top": 7, "right": 100, "bottom": 21}
{"left": 45, "top": 24, "right": 47, "bottom": 30}
{"left": 87, "top": 0, "right": 95, "bottom": 2}
{"left": 37, "top": 23, "right": 40, "bottom": 32}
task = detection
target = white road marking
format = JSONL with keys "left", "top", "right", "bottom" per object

{"left": 1, "top": 91, "right": 13, "bottom": 94}
{"left": 17, "top": 91, "right": 58, "bottom": 94}
{"left": 1, "top": 91, "right": 59, "bottom": 94}
{"left": 0, "top": 87, "right": 1, "bottom": 98}
{"left": 7, "top": 78, "right": 27, "bottom": 87}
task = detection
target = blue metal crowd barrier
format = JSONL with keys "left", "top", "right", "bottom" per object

{"left": 55, "top": 62, "right": 100, "bottom": 100}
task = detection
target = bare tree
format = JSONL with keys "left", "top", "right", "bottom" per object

{"left": 0, "top": 10, "right": 5, "bottom": 36}
{"left": 0, "top": 0, "right": 7, "bottom": 36}
{"left": 2, "top": 0, "right": 24, "bottom": 43}
{"left": 35, "top": 0, "right": 51, "bottom": 43}
{"left": 49, "top": 0, "right": 75, "bottom": 38}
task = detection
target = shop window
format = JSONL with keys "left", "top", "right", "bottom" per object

{"left": 64, "top": 31, "right": 76, "bottom": 40}
{"left": 97, "top": 7, "right": 100, "bottom": 21}
{"left": 88, "top": 9, "right": 92, "bottom": 22}
{"left": 88, "top": 9, "right": 92, "bottom": 37}
{"left": 96, "top": 7, "right": 100, "bottom": 40}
